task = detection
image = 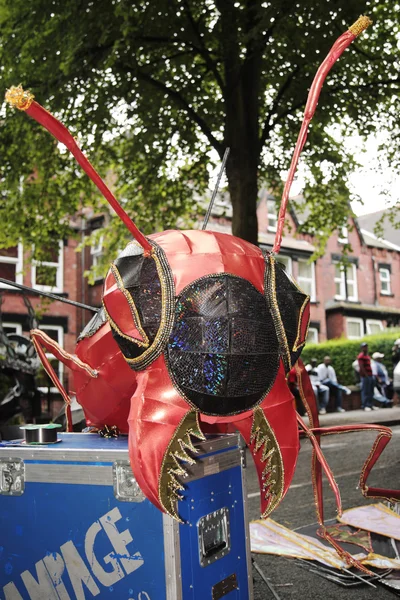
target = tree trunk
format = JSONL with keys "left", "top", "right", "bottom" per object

{"left": 226, "top": 151, "right": 259, "bottom": 245}
{"left": 217, "top": 0, "right": 263, "bottom": 245}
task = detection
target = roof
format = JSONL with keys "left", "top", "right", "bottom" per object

{"left": 359, "top": 229, "right": 400, "bottom": 251}
{"left": 357, "top": 210, "right": 400, "bottom": 250}
{"left": 205, "top": 222, "right": 315, "bottom": 253}
{"left": 325, "top": 301, "right": 400, "bottom": 316}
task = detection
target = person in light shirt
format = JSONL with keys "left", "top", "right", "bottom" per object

{"left": 371, "top": 352, "right": 393, "bottom": 404}
{"left": 317, "top": 356, "right": 351, "bottom": 413}
{"left": 305, "top": 358, "right": 330, "bottom": 415}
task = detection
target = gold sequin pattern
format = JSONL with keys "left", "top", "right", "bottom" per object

{"left": 159, "top": 411, "right": 206, "bottom": 521}
{"left": 250, "top": 407, "right": 284, "bottom": 518}
{"left": 348, "top": 15, "right": 372, "bottom": 37}
{"left": 5, "top": 85, "right": 35, "bottom": 111}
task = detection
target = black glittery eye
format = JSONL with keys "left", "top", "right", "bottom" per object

{"left": 167, "top": 274, "right": 280, "bottom": 416}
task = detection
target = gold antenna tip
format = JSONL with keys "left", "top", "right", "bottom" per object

{"left": 5, "top": 85, "right": 34, "bottom": 111}
{"left": 348, "top": 15, "right": 373, "bottom": 37}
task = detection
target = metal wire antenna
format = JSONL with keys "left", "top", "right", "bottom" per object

{"left": 202, "top": 148, "right": 230, "bottom": 230}
{"left": 0, "top": 278, "right": 98, "bottom": 312}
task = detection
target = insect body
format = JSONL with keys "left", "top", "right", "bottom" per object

{"left": 5, "top": 17, "right": 400, "bottom": 569}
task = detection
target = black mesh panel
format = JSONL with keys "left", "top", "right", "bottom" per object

{"left": 111, "top": 254, "right": 162, "bottom": 357}
{"left": 167, "top": 275, "right": 280, "bottom": 415}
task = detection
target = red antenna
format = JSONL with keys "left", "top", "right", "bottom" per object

{"left": 5, "top": 87, "right": 152, "bottom": 255}
{"left": 272, "top": 15, "right": 372, "bottom": 254}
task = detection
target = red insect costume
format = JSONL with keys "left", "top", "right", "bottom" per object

{"left": 5, "top": 15, "right": 400, "bottom": 571}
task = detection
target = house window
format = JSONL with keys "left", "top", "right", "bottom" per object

{"left": 3, "top": 323, "right": 23, "bottom": 336}
{"left": 32, "top": 241, "right": 64, "bottom": 293}
{"left": 346, "top": 317, "right": 364, "bottom": 339}
{"left": 366, "top": 319, "right": 384, "bottom": 336}
{"left": 0, "top": 244, "right": 23, "bottom": 288}
{"left": 267, "top": 199, "right": 278, "bottom": 233}
{"left": 334, "top": 263, "right": 358, "bottom": 301}
{"left": 91, "top": 235, "right": 104, "bottom": 280}
{"left": 306, "top": 327, "right": 319, "bottom": 344}
{"left": 379, "top": 267, "right": 391, "bottom": 295}
{"left": 338, "top": 226, "right": 348, "bottom": 244}
{"left": 277, "top": 255, "right": 292, "bottom": 276}
{"left": 297, "top": 259, "right": 316, "bottom": 301}
{"left": 36, "top": 325, "right": 64, "bottom": 392}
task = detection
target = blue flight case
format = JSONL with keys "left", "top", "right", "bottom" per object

{"left": 0, "top": 432, "right": 253, "bottom": 600}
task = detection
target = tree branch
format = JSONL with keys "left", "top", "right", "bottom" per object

{"left": 135, "top": 70, "right": 223, "bottom": 154}
{"left": 181, "top": 0, "right": 225, "bottom": 91}
{"left": 260, "top": 65, "right": 301, "bottom": 149}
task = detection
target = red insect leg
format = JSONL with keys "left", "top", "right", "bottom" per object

{"left": 30, "top": 328, "right": 97, "bottom": 432}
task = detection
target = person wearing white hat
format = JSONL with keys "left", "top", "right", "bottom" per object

{"left": 371, "top": 352, "right": 392, "bottom": 403}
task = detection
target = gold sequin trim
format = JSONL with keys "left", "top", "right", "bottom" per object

{"left": 264, "top": 255, "right": 291, "bottom": 372}
{"left": 348, "top": 15, "right": 372, "bottom": 37}
{"left": 107, "top": 262, "right": 150, "bottom": 348}
{"left": 124, "top": 247, "right": 174, "bottom": 367}
{"left": 159, "top": 411, "right": 206, "bottom": 522}
{"left": 5, "top": 85, "right": 35, "bottom": 111}
{"left": 250, "top": 407, "right": 284, "bottom": 518}
{"left": 293, "top": 295, "right": 311, "bottom": 352}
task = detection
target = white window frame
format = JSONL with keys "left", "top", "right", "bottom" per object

{"left": 277, "top": 255, "right": 292, "bottom": 276}
{"left": 3, "top": 322, "right": 23, "bottom": 335}
{"left": 306, "top": 327, "right": 319, "bottom": 344}
{"left": 379, "top": 267, "right": 391, "bottom": 295}
{"left": 90, "top": 234, "right": 104, "bottom": 281}
{"left": 334, "top": 262, "right": 358, "bottom": 301}
{"left": 297, "top": 258, "right": 316, "bottom": 302}
{"left": 346, "top": 317, "right": 364, "bottom": 340}
{"left": 267, "top": 199, "right": 278, "bottom": 233}
{"left": 0, "top": 243, "right": 24, "bottom": 288}
{"left": 37, "top": 325, "right": 64, "bottom": 393}
{"left": 338, "top": 225, "right": 348, "bottom": 244}
{"left": 32, "top": 241, "right": 64, "bottom": 293}
{"left": 366, "top": 319, "right": 384, "bottom": 336}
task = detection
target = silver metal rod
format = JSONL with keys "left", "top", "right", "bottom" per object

{"left": 201, "top": 148, "right": 230, "bottom": 230}
{"left": 0, "top": 278, "right": 98, "bottom": 312}
{"left": 253, "top": 560, "right": 282, "bottom": 600}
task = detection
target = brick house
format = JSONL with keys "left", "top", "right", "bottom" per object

{"left": 0, "top": 200, "right": 399, "bottom": 397}
{"left": 199, "top": 192, "right": 400, "bottom": 344}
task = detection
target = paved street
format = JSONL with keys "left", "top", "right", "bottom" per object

{"left": 247, "top": 419, "right": 400, "bottom": 599}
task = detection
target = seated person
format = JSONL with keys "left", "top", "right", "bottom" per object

{"left": 371, "top": 352, "right": 393, "bottom": 405}
{"left": 305, "top": 358, "right": 329, "bottom": 415}
{"left": 317, "top": 356, "right": 350, "bottom": 413}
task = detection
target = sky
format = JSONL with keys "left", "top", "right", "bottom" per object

{"left": 347, "top": 134, "right": 400, "bottom": 216}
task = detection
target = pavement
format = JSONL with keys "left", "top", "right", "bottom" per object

{"left": 306, "top": 405, "right": 400, "bottom": 428}
{"left": 248, "top": 422, "right": 400, "bottom": 599}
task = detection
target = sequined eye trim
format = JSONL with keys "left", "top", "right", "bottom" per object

{"left": 264, "top": 255, "right": 292, "bottom": 373}
{"left": 104, "top": 240, "right": 175, "bottom": 371}
{"left": 105, "top": 263, "right": 150, "bottom": 348}
{"left": 125, "top": 242, "right": 175, "bottom": 370}
{"left": 293, "top": 296, "right": 311, "bottom": 352}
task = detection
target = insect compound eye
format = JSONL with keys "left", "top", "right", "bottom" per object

{"left": 103, "top": 241, "right": 175, "bottom": 370}
{"left": 265, "top": 255, "right": 310, "bottom": 373}
{"left": 166, "top": 274, "right": 280, "bottom": 416}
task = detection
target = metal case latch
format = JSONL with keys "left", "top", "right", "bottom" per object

{"left": 113, "top": 461, "right": 145, "bottom": 502}
{"left": 0, "top": 458, "right": 25, "bottom": 496}
{"left": 198, "top": 507, "right": 231, "bottom": 566}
